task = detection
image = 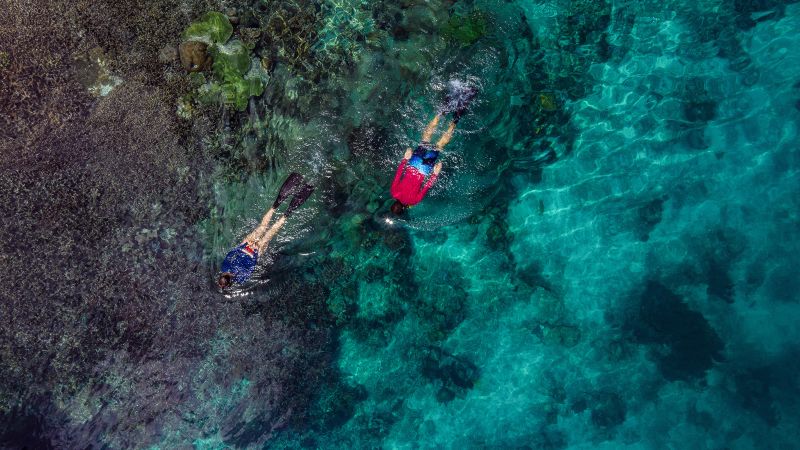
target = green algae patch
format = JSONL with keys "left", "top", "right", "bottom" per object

{"left": 211, "top": 40, "right": 251, "bottom": 76}
{"left": 183, "top": 11, "right": 233, "bottom": 44}
{"left": 198, "top": 73, "right": 264, "bottom": 111}
{"left": 204, "top": 41, "right": 264, "bottom": 110}
{"left": 181, "top": 14, "right": 265, "bottom": 112}
{"left": 441, "top": 10, "right": 489, "bottom": 47}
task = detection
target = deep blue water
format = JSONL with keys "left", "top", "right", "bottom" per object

{"left": 2, "top": 0, "right": 799, "bottom": 448}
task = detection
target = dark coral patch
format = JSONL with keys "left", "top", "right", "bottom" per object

{"left": 634, "top": 197, "right": 665, "bottom": 241}
{"left": 347, "top": 123, "right": 388, "bottom": 159}
{"left": 629, "top": 281, "right": 724, "bottom": 381}
{"left": 590, "top": 392, "right": 626, "bottom": 429}
{"left": 419, "top": 346, "right": 479, "bottom": 401}
{"left": 683, "top": 100, "right": 717, "bottom": 123}
{"left": 706, "top": 260, "right": 734, "bottom": 303}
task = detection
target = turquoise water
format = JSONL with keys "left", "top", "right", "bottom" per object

{"left": 2, "top": 0, "right": 800, "bottom": 448}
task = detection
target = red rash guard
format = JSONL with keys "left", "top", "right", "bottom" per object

{"left": 391, "top": 159, "right": 438, "bottom": 206}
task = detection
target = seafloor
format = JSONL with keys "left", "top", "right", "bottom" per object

{"left": 1, "top": 0, "right": 799, "bottom": 448}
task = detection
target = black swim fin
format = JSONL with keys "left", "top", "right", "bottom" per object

{"left": 452, "top": 86, "right": 478, "bottom": 124}
{"left": 273, "top": 172, "right": 304, "bottom": 208}
{"left": 284, "top": 184, "right": 315, "bottom": 217}
{"left": 440, "top": 80, "right": 478, "bottom": 122}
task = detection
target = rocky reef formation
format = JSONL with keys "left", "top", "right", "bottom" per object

{"left": 0, "top": 0, "right": 337, "bottom": 447}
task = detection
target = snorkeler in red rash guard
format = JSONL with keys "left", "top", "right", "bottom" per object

{"left": 390, "top": 119, "right": 446, "bottom": 212}
{"left": 390, "top": 81, "right": 477, "bottom": 216}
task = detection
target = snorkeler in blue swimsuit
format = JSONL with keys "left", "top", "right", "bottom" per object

{"left": 218, "top": 173, "right": 315, "bottom": 289}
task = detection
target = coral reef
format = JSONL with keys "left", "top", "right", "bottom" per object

{"left": 0, "top": 1, "right": 92, "bottom": 148}
{"left": 4, "top": 0, "right": 800, "bottom": 448}
{"left": 257, "top": 0, "right": 321, "bottom": 71}
{"left": 181, "top": 12, "right": 266, "bottom": 111}
{"left": 313, "top": 0, "right": 375, "bottom": 56}
{"left": 0, "top": 0, "right": 337, "bottom": 446}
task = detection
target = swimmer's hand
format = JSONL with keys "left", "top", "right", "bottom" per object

{"left": 433, "top": 162, "right": 442, "bottom": 175}
{"left": 404, "top": 148, "right": 413, "bottom": 160}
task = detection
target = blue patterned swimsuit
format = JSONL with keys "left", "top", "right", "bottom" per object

{"left": 221, "top": 242, "right": 258, "bottom": 284}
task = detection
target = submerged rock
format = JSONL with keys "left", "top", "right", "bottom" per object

{"left": 179, "top": 41, "right": 211, "bottom": 72}
{"left": 74, "top": 47, "right": 123, "bottom": 97}
{"left": 226, "top": 8, "right": 240, "bottom": 25}
{"left": 157, "top": 44, "right": 178, "bottom": 64}
{"left": 239, "top": 27, "right": 262, "bottom": 49}
{"left": 538, "top": 92, "right": 558, "bottom": 111}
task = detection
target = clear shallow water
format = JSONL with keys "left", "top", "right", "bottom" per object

{"left": 2, "top": 0, "right": 799, "bottom": 448}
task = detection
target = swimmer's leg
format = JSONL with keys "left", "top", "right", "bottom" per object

{"left": 244, "top": 207, "right": 276, "bottom": 248}
{"left": 421, "top": 114, "right": 441, "bottom": 143}
{"left": 435, "top": 121, "right": 457, "bottom": 149}
{"left": 255, "top": 215, "right": 287, "bottom": 250}
{"left": 253, "top": 184, "right": 315, "bottom": 250}
{"left": 244, "top": 172, "right": 304, "bottom": 249}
